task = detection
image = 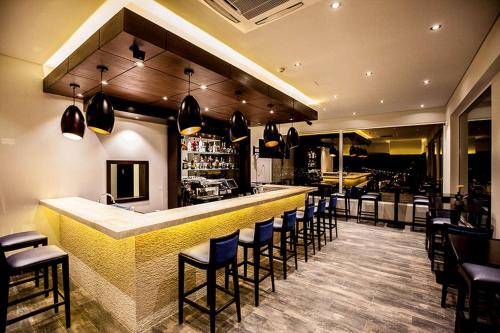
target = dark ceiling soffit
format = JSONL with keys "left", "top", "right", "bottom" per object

{"left": 43, "top": 8, "right": 317, "bottom": 122}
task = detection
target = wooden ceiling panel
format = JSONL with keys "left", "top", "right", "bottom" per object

{"left": 69, "top": 50, "right": 136, "bottom": 81}
{"left": 85, "top": 84, "right": 159, "bottom": 104}
{"left": 46, "top": 73, "right": 99, "bottom": 100}
{"left": 169, "top": 88, "right": 237, "bottom": 109}
{"left": 108, "top": 66, "right": 194, "bottom": 98}
{"left": 146, "top": 51, "right": 227, "bottom": 86}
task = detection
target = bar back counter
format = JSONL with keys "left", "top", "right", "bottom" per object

{"left": 37, "top": 185, "right": 312, "bottom": 332}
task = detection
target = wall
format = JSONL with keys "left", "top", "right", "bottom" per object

{"left": 0, "top": 54, "right": 168, "bottom": 236}
{"left": 250, "top": 126, "right": 272, "bottom": 183}
{"left": 491, "top": 72, "right": 500, "bottom": 238}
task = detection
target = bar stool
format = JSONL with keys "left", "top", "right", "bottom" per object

{"left": 357, "top": 193, "right": 380, "bottom": 225}
{"left": 296, "top": 204, "right": 316, "bottom": 262}
{"left": 272, "top": 210, "right": 298, "bottom": 280}
{"left": 314, "top": 199, "right": 327, "bottom": 250}
{"left": 456, "top": 263, "right": 500, "bottom": 332}
{"left": 178, "top": 230, "right": 241, "bottom": 333}
{"left": 333, "top": 189, "right": 351, "bottom": 221}
{"left": 325, "top": 196, "right": 338, "bottom": 241}
{"left": 411, "top": 195, "right": 429, "bottom": 231}
{"left": 236, "top": 218, "right": 275, "bottom": 306}
{"left": 0, "top": 231, "right": 48, "bottom": 289}
{"left": 1, "top": 244, "right": 71, "bottom": 333}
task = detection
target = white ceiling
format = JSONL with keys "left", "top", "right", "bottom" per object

{"left": 1, "top": 0, "right": 498, "bottom": 120}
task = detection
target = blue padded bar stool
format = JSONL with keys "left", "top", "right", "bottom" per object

{"left": 296, "top": 204, "right": 316, "bottom": 262}
{"left": 456, "top": 263, "right": 500, "bottom": 333}
{"left": 412, "top": 195, "right": 429, "bottom": 231}
{"left": 236, "top": 218, "right": 275, "bottom": 306}
{"left": 440, "top": 225, "right": 492, "bottom": 308}
{"left": 325, "top": 196, "right": 338, "bottom": 241}
{"left": 0, "top": 231, "right": 48, "bottom": 289}
{"left": 357, "top": 193, "right": 381, "bottom": 225}
{"left": 0, "top": 244, "right": 71, "bottom": 333}
{"left": 314, "top": 199, "right": 327, "bottom": 250}
{"left": 272, "top": 209, "right": 298, "bottom": 280}
{"left": 178, "top": 230, "right": 241, "bottom": 333}
{"left": 333, "top": 188, "right": 351, "bottom": 221}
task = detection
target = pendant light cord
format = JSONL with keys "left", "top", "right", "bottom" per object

{"left": 188, "top": 71, "right": 191, "bottom": 95}
{"left": 72, "top": 85, "right": 76, "bottom": 105}
{"left": 100, "top": 69, "right": 103, "bottom": 93}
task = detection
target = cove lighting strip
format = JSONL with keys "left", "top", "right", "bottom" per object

{"left": 43, "top": 0, "right": 318, "bottom": 108}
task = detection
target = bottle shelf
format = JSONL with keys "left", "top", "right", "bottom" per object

{"left": 185, "top": 168, "right": 239, "bottom": 171}
{"left": 185, "top": 151, "right": 235, "bottom": 155}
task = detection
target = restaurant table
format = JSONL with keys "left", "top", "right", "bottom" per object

{"left": 449, "top": 234, "right": 500, "bottom": 268}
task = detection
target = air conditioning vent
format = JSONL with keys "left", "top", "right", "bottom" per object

{"left": 201, "top": 0, "right": 320, "bottom": 33}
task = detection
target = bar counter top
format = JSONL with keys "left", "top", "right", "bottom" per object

{"left": 39, "top": 185, "right": 313, "bottom": 240}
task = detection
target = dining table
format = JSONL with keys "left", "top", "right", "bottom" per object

{"left": 448, "top": 234, "right": 500, "bottom": 268}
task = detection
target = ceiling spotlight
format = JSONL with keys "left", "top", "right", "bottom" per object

{"left": 242, "top": 100, "right": 247, "bottom": 104}
{"left": 76, "top": 93, "right": 83, "bottom": 98}
{"left": 430, "top": 24, "right": 442, "bottom": 31}
{"left": 306, "top": 120, "right": 313, "bottom": 126}
{"left": 129, "top": 42, "right": 146, "bottom": 61}
{"left": 162, "top": 96, "right": 168, "bottom": 100}
{"left": 278, "top": 67, "right": 286, "bottom": 73}
{"left": 204, "top": 107, "right": 209, "bottom": 111}
{"left": 422, "top": 79, "right": 431, "bottom": 85}
{"left": 330, "top": 2, "right": 341, "bottom": 9}
{"left": 352, "top": 112, "right": 357, "bottom": 116}
{"left": 380, "top": 99, "right": 384, "bottom": 104}
{"left": 135, "top": 116, "right": 139, "bottom": 120}
{"left": 101, "top": 80, "right": 108, "bottom": 85}
{"left": 294, "top": 62, "right": 302, "bottom": 67}
{"left": 200, "top": 85, "right": 208, "bottom": 90}
{"left": 365, "top": 71, "right": 374, "bottom": 77}
{"left": 420, "top": 104, "right": 425, "bottom": 108}
{"left": 270, "top": 109, "right": 274, "bottom": 114}
{"left": 333, "top": 95, "right": 338, "bottom": 99}
{"left": 135, "top": 61, "right": 144, "bottom": 67}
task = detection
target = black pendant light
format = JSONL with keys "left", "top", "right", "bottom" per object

{"left": 177, "top": 68, "right": 202, "bottom": 135}
{"left": 329, "top": 145, "right": 338, "bottom": 157}
{"left": 263, "top": 103, "right": 280, "bottom": 147}
{"left": 286, "top": 103, "right": 300, "bottom": 149}
{"left": 349, "top": 145, "right": 358, "bottom": 157}
{"left": 229, "top": 90, "right": 248, "bottom": 142}
{"left": 61, "top": 83, "right": 85, "bottom": 140}
{"left": 86, "top": 65, "right": 114, "bottom": 134}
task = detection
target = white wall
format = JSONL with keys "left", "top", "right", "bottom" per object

{"left": 0, "top": 54, "right": 167, "bottom": 236}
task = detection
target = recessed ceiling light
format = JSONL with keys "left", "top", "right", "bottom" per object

{"left": 352, "top": 112, "right": 357, "bottom": 116}
{"left": 135, "top": 61, "right": 144, "bottom": 67}
{"left": 76, "top": 93, "right": 83, "bottom": 98}
{"left": 323, "top": 107, "right": 326, "bottom": 111}
{"left": 333, "top": 95, "right": 338, "bottom": 99}
{"left": 200, "top": 85, "right": 207, "bottom": 89}
{"left": 258, "top": 122, "right": 262, "bottom": 125}
{"left": 420, "top": 104, "right": 425, "bottom": 108}
{"left": 430, "top": 24, "right": 442, "bottom": 31}
{"left": 330, "top": 2, "right": 341, "bottom": 9}
{"left": 204, "top": 107, "right": 209, "bottom": 111}
{"left": 364, "top": 71, "right": 374, "bottom": 77}
{"left": 162, "top": 96, "right": 168, "bottom": 100}
{"left": 289, "top": 117, "right": 293, "bottom": 121}
{"left": 380, "top": 99, "right": 384, "bottom": 104}
{"left": 422, "top": 79, "right": 431, "bottom": 85}
{"left": 135, "top": 116, "right": 139, "bottom": 119}
{"left": 270, "top": 109, "right": 274, "bottom": 114}
{"left": 294, "top": 62, "right": 302, "bottom": 67}
{"left": 101, "top": 80, "right": 108, "bottom": 85}
{"left": 242, "top": 100, "right": 247, "bottom": 104}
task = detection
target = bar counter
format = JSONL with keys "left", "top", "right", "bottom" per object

{"left": 37, "top": 185, "right": 313, "bottom": 332}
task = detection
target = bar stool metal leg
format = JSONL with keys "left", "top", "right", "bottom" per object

{"left": 52, "top": 263, "right": 59, "bottom": 313}
{"left": 232, "top": 259, "right": 241, "bottom": 322}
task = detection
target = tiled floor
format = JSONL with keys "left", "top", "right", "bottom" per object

{"left": 6, "top": 220, "right": 455, "bottom": 332}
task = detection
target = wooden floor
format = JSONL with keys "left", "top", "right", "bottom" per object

{"left": 7, "top": 220, "right": 456, "bottom": 332}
